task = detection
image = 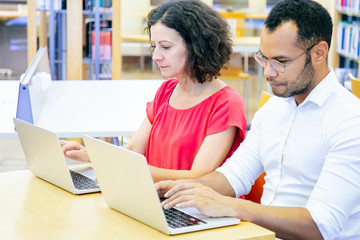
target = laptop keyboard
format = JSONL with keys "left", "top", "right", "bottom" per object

{"left": 70, "top": 170, "right": 99, "bottom": 190}
{"left": 164, "top": 208, "right": 206, "bottom": 229}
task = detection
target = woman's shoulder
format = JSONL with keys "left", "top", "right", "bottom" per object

{"left": 152, "top": 79, "right": 178, "bottom": 104}
{"left": 159, "top": 79, "right": 178, "bottom": 90}
{"left": 215, "top": 85, "right": 244, "bottom": 104}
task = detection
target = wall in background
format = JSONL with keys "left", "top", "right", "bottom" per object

{"left": 121, "top": 0, "right": 151, "bottom": 36}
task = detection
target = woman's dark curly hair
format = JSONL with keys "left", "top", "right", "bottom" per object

{"left": 265, "top": 0, "right": 333, "bottom": 50}
{"left": 146, "top": 0, "right": 233, "bottom": 83}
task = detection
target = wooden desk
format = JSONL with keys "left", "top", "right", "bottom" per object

{"left": 120, "top": 35, "right": 260, "bottom": 51}
{"left": 244, "top": 13, "right": 268, "bottom": 20}
{"left": 122, "top": 34, "right": 149, "bottom": 43}
{"left": 121, "top": 35, "right": 151, "bottom": 70}
{"left": 233, "top": 36, "right": 260, "bottom": 53}
{"left": 0, "top": 11, "right": 26, "bottom": 20}
{"left": 0, "top": 170, "right": 275, "bottom": 240}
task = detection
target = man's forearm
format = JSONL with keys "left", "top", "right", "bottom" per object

{"left": 197, "top": 171, "right": 236, "bottom": 197}
{"left": 232, "top": 199, "right": 323, "bottom": 240}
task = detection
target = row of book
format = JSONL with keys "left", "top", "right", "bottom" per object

{"left": 90, "top": 31, "right": 112, "bottom": 60}
{"left": 87, "top": 63, "right": 112, "bottom": 80}
{"left": 36, "top": 0, "right": 111, "bottom": 11}
{"left": 85, "top": 20, "right": 112, "bottom": 60}
{"left": 36, "top": 0, "right": 65, "bottom": 10}
{"left": 337, "top": 0, "right": 360, "bottom": 14}
{"left": 337, "top": 21, "right": 360, "bottom": 60}
{"left": 84, "top": 0, "right": 112, "bottom": 11}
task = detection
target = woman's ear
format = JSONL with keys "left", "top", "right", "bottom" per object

{"left": 312, "top": 41, "right": 328, "bottom": 65}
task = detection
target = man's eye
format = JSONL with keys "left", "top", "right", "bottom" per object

{"left": 277, "top": 60, "right": 288, "bottom": 64}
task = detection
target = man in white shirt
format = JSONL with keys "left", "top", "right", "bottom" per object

{"left": 156, "top": 0, "right": 360, "bottom": 239}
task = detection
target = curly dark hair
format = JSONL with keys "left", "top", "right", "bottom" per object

{"left": 146, "top": 0, "right": 233, "bottom": 83}
{"left": 265, "top": 0, "right": 333, "bottom": 49}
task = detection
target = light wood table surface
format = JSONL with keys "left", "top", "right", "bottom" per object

{"left": 0, "top": 170, "right": 275, "bottom": 240}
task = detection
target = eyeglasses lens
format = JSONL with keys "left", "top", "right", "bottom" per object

{"left": 271, "top": 61, "right": 285, "bottom": 73}
{"left": 254, "top": 53, "right": 285, "bottom": 73}
{"left": 254, "top": 53, "right": 266, "bottom": 67}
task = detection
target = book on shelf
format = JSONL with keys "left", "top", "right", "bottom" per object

{"left": 337, "top": 0, "right": 360, "bottom": 14}
{"left": 91, "top": 31, "right": 112, "bottom": 60}
{"left": 36, "top": 0, "right": 62, "bottom": 10}
{"left": 85, "top": 19, "right": 112, "bottom": 60}
{"left": 337, "top": 21, "right": 360, "bottom": 60}
{"left": 36, "top": 0, "right": 66, "bottom": 10}
{"left": 84, "top": 0, "right": 112, "bottom": 11}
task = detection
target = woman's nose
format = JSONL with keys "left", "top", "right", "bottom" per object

{"left": 152, "top": 47, "right": 163, "bottom": 62}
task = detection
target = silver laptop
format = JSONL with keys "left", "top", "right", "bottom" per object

{"left": 82, "top": 135, "right": 240, "bottom": 235}
{"left": 13, "top": 118, "right": 100, "bottom": 195}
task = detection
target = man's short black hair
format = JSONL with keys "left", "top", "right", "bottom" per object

{"left": 265, "top": 0, "right": 333, "bottom": 49}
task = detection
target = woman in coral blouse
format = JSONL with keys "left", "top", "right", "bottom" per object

{"left": 61, "top": 0, "right": 247, "bottom": 182}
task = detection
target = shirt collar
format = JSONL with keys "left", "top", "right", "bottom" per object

{"left": 282, "top": 67, "right": 338, "bottom": 107}
{"left": 301, "top": 67, "right": 337, "bottom": 107}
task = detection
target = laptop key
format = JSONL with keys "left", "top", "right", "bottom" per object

{"left": 70, "top": 170, "right": 99, "bottom": 190}
{"left": 164, "top": 208, "right": 206, "bottom": 229}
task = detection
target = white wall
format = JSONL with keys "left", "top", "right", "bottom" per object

{"left": 120, "top": 0, "right": 214, "bottom": 35}
{"left": 202, "top": 0, "right": 213, "bottom": 6}
{"left": 121, "top": 0, "right": 152, "bottom": 35}
{"left": 248, "top": 0, "right": 266, "bottom": 12}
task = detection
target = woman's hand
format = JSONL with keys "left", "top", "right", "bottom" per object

{"left": 60, "top": 140, "right": 90, "bottom": 162}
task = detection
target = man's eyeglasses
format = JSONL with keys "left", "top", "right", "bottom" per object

{"left": 253, "top": 43, "right": 318, "bottom": 73}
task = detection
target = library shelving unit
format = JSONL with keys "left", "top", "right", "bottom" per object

{"left": 335, "top": 0, "right": 360, "bottom": 80}
{"left": 26, "top": 0, "right": 121, "bottom": 80}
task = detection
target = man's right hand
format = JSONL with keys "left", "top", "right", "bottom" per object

{"left": 155, "top": 180, "right": 178, "bottom": 198}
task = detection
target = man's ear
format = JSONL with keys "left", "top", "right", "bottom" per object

{"left": 312, "top": 41, "right": 328, "bottom": 64}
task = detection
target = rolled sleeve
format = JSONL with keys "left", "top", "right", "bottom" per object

{"left": 216, "top": 114, "right": 264, "bottom": 198}
{"left": 306, "top": 116, "right": 360, "bottom": 239}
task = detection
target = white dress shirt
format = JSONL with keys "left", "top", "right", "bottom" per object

{"left": 217, "top": 68, "right": 360, "bottom": 239}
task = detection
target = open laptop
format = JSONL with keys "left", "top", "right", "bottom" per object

{"left": 13, "top": 118, "right": 100, "bottom": 195}
{"left": 82, "top": 135, "right": 240, "bottom": 235}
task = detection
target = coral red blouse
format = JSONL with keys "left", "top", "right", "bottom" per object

{"left": 146, "top": 79, "right": 246, "bottom": 170}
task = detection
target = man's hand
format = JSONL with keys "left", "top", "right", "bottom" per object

{"left": 159, "top": 181, "right": 237, "bottom": 218}
{"left": 155, "top": 180, "right": 178, "bottom": 198}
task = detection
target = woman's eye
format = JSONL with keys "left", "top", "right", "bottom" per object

{"left": 150, "top": 44, "right": 171, "bottom": 50}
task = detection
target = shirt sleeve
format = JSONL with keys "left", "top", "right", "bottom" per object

{"left": 146, "top": 79, "right": 177, "bottom": 124}
{"left": 216, "top": 106, "right": 265, "bottom": 198}
{"left": 305, "top": 114, "right": 360, "bottom": 238}
{"left": 206, "top": 88, "right": 247, "bottom": 139}
{"left": 146, "top": 101, "right": 155, "bottom": 124}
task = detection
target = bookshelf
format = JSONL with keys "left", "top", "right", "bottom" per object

{"left": 335, "top": 0, "right": 360, "bottom": 79}
{"left": 27, "top": 0, "right": 122, "bottom": 80}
